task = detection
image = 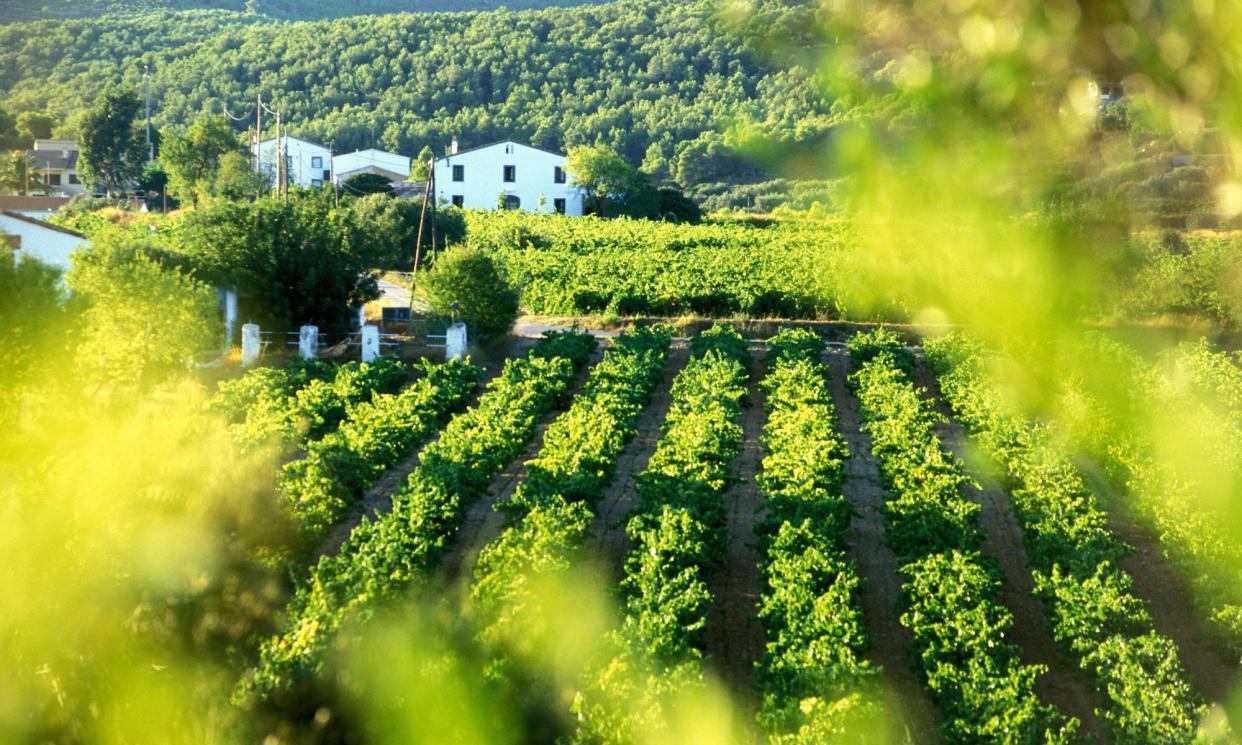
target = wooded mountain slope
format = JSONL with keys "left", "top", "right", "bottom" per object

{"left": 0, "top": 0, "right": 610, "bottom": 23}
{"left": 0, "top": 0, "right": 832, "bottom": 185}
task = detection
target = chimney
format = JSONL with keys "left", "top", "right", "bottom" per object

{"left": 450, "top": 137, "right": 459, "bottom": 155}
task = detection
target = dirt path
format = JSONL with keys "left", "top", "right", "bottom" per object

{"left": 824, "top": 349, "right": 942, "bottom": 743}
{"left": 703, "top": 346, "right": 769, "bottom": 706}
{"left": 914, "top": 363, "right": 1106, "bottom": 736}
{"left": 1077, "top": 464, "right": 1241, "bottom": 704}
{"left": 436, "top": 347, "right": 605, "bottom": 588}
{"left": 589, "top": 344, "right": 691, "bottom": 577}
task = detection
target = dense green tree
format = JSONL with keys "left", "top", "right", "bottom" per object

{"left": 137, "top": 161, "right": 171, "bottom": 207}
{"left": 349, "top": 192, "right": 421, "bottom": 269}
{"left": 0, "top": 151, "right": 51, "bottom": 195}
{"left": 212, "top": 150, "right": 262, "bottom": 200}
{"left": 159, "top": 115, "right": 242, "bottom": 205}
{"left": 0, "top": 249, "right": 69, "bottom": 398}
{"left": 15, "top": 111, "right": 56, "bottom": 145}
{"left": 0, "top": 106, "right": 20, "bottom": 150}
{"left": 76, "top": 89, "right": 147, "bottom": 195}
{"left": 566, "top": 143, "right": 658, "bottom": 218}
{"left": 342, "top": 172, "right": 394, "bottom": 197}
{"left": 420, "top": 245, "right": 518, "bottom": 339}
{"left": 66, "top": 236, "right": 221, "bottom": 385}
{"left": 178, "top": 195, "right": 379, "bottom": 331}
{"left": 410, "top": 145, "right": 433, "bottom": 182}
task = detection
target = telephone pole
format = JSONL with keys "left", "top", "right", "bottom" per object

{"left": 143, "top": 64, "right": 154, "bottom": 162}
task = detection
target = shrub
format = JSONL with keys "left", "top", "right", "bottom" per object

{"left": 421, "top": 246, "right": 520, "bottom": 339}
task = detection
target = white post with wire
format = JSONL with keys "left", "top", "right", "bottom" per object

{"left": 361, "top": 325, "right": 381, "bottom": 363}
{"left": 298, "top": 325, "right": 319, "bottom": 359}
{"left": 446, "top": 322, "right": 467, "bottom": 361}
{"left": 241, "top": 324, "right": 262, "bottom": 368}
{"left": 223, "top": 289, "right": 238, "bottom": 352}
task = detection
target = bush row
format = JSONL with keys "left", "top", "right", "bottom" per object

{"left": 470, "top": 327, "right": 672, "bottom": 687}
{"left": 573, "top": 324, "right": 750, "bottom": 743}
{"left": 278, "top": 359, "right": 481, "bottom": 544}
{"left": 924, "top": 335, "right": 1204, "bottom": 742}
{"left": 754, "top": 328, "right": 882, "bottom": 742}
{"left": 849, "top": 332, "right": 1076, "bottom": 744}
{"left": 237, "top": 332, "right": 596, "bottom": 703}
{"left": 214, "top": 357, "right": 409, "bottom": 453}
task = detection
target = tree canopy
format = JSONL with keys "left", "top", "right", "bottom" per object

{"left": 76, "top": 89, "right": 147, "bottom": 195}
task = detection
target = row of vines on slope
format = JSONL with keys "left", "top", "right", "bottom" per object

{"left": 925, "top": 335, "right": 1204, "bottom": 744}
{"left": 237, "top": 331, "right": 597, "bottom": 704}
{"left": 848, "top": 330, "right": 1077, "bottom": 744}
{"left": 571, "top": 325, "right": 752, "bottom": 743}
{"left": 468, "top": 327, "right": 673, "bottom": 733}
{"left": 753, "top": 328, "right": 882, "bottom": 742}
{"left": 1069, "top": 336, "right": 1242, "bottom": 658}
{"left": 209, "top": 357, "right": 408, "bottom": 453}
{"left": 278, "top": 358, "right": 480, "bottom": 544}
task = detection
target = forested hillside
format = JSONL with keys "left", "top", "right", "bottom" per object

{"left": 0, "top": 0, "right": 832, "bottom": 192}
{"left": 0, "top": 0, "right": 610, "bottom": 23}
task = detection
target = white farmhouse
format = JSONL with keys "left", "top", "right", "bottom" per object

{"left": 333, "top": 149, "right": 411, "bottom": 187}
{"left": 253, "top": 136, "right": 333, "bottom": 189}
{"left": 0, "top": 210, "right": 89, "bottom": 274}
{"left": 433, "top": 140, "right": 584, "bottom": 215}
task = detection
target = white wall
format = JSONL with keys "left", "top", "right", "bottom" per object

{"left": 433, "top": 142, "right": 584, "bottom": 215}
{"left": 253, "top": 137, "right": 333, "bottom": 189}
{"left": 0, "top": 213, "right": 88, "bottom": 275}
{"left": 333, "top": 149, "right": 411, "bottom": 185}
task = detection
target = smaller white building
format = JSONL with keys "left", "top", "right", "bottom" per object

{"left": 253, "top": 136, "right": 333, "bottom": 189}
{"left": 28, "top": 140, "right": 87, "bottom": 196}
{"left": 334, "top": 149, "right": 411, "bottom": 187}
{"left": 0, "top": 210, "right": 89, "bottom": 274}
{"left": 433, "top": 140, "right": 584, "bottom": 215}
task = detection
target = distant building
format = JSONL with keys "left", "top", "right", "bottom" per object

{"left": 433, "top": 140, "right": 584, "bottom": 215}
{"left": 27, "top": 140, "right": 87, "bottom": 196}
{"left": 0, "top": 210, "right": 89, "bottom": 274}
{"left": 252, "top": 136, "right": 333, "bottom": 189}
{"left": 334, "top": 149, "right": 411, "bottom": 188}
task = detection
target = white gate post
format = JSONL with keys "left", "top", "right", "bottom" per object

{"left": 298, "top": 325, "right": 319, "bottom": 359}
{"left": 241, "top": 323, "right": 261, "bottom": 368}
{"left": 446, "top": 322, "right": 468, "bottom": 361}
{"left": 223, "top": 289, "right": 238, "bottom": 352}
{"left": 361, "top": 324, "right": 381, "bottom": 363}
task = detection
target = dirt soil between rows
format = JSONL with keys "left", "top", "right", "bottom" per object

{"left": 824, "top": 349, "right": 942, "bottom": 744}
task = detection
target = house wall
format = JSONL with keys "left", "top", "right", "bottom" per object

{"left": 253, "top": 138, "right": 333, "bottom": 188}
{"left": 433, "top": 142, "right": 584, "bottom": 215}
{"left": 0, "top": 214, "right": 88, "bottom": 274}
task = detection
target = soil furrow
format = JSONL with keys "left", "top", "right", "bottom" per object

{"left": 824, "top": 349, "right": 941, "bottom": 744}
{"left": 704, "top": 346, "right": 768, "bottom": 704}
{"left": 588, "top": 343, "right": 691, "bottom": 577}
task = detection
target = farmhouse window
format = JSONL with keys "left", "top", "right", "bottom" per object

{"left": 504, "top": 165, "right": 516, "bottom": 183}
{"left": 554, "top": 198, "right": 567, "bottom": 214}
{"left": 452, "top": 165, "right": 465, "bottom": 182}
{"left": 452, "top": 195, "right": 464, "bottom": 207}
{"left": 47, "top": 174, "right": 62, "bottom": 186}
{"left": 311, "top": 156, "right": 323, "bottom": 169}
{"left": 554, "top": 166, "right": 566, "bottom": 184}
{"left": 68, "top": 174, "right": 80, "bottom": 185}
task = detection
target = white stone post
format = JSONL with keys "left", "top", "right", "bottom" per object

{"left": 223, "top": 289, "right": 238, "bottom": 352}
{"left": 241, "top": 323, "right": 261, "bottom": 368}
{"left": 361, "top": 324, "right": 381, "bottom": 363}
{"left": 446, "top": 322, "right": 468, "bottom": 361}
{"left": 299, "top": 325, "right": 319, "bottom": 359}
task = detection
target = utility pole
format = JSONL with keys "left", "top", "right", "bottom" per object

{"left": 144, "top": 64, "right": 154, "bottom": 162}
{"left": 429, "top": 161, "right": 438, "bottom": 260}
{"left": 414, "top": 155, "right": 431, "bottom": 272}
{"left": 329, "top": 140, "right": 339, "bottom": 209}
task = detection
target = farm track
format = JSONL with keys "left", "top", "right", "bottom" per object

{"left": 914, "top": 362, "right": 1106, "bottom": 736}
{"left": 314, "top": 339, "right": 538, "bottom": 561}
{"left": 1077, "top": 464, "right": 1241, "bottom": 703}
{"left": 437, "top": 346, "right": 606, "bottom": 587}
{"left": 704, "top": 346, "right": 768, "bottom": 705}
{"left": 589, "top": 343, "right": 691, "bottom": 578}
{"left": 823, "top": 349, "right": 941, "bottom": 743}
